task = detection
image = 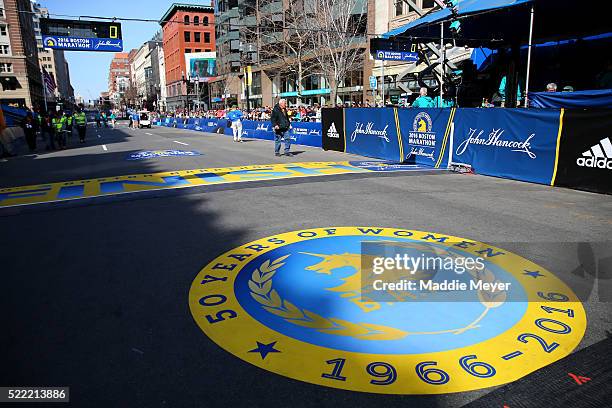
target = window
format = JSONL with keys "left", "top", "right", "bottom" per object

{"left": 422, "top": 0, "right": 435, "bottom": 8}
{"left": 195, "top": 49, "right": 201, "bottom": 53}
{"left": 184, "top": 15, "right": 190, "bottom": 25}
{"left": 203, "top": 16, "right": 209, "bottom": 26}
{"left": 193, "top": 16, "right": 199, "bottom": 25}
{"left": 204, "top": 32, "right": 210, "bottom": 43}
{"left": 0, "top": 7, "right": 4, "bottom": 18}
{"left": 0, "top": 44, "right": 10, "bottom": 55}
{"left": 194, "top": 32, "right": 201, "bottom": 42}
{"left": 184, "top": 31, "right": 191, "bottom": 42}
{"left": 185, "top": 48, "right": 191, "bottom": 53}
{"left": 0, "top": 24, "right": 7, "bottom": 36}
{"left": 394, "top": 0, "right": 403, "bottom": 16}
{"left": 205, "top": 49, "right": 211, "bottom": 52}
{"left": 0, "top": 63, "right": 12, "bottom": 73}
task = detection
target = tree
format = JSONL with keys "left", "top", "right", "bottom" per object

{"left": 310, "top": 0, "right": 367, "bottom": 105}
{"left": 249, "top": 0, "right": 316, "bottom": 106}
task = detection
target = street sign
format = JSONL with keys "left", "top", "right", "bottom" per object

{"left": 374, "top": 50, "right": 418, "bottom": 62}
{"left": 369, "top": 75, "right": 377, "bottom": 89}
{"left": 40, "top": 18, "right": 123, "bottom": 52}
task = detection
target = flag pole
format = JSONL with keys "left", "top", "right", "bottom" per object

{"left": 524, "top": 5, "right": 535, "bottom": 108}
{"left": 40, "top": 67, "right": 48, "bottom": 112}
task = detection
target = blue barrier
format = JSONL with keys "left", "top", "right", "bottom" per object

{"left": 344, "top": 108, "right": 401, "bottom": 161}
{"left": 452, "top": 108, "right": 561, "bottom": 185}
{"left": 288, "top": 122, "right": 323, "bottom": 148}
{"left": 155, "top": 117, "right": 323, "bottom": 148}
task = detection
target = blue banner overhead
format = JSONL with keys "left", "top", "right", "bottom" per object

{"left": 344, "top": 108, "right": 401, "bottom": 162}
{"left": 41, "top": 18, "right": 123, "bottom": 52}
{"left": 42, "top": 36, "right": 124, "bottom": 51}
{"left": 451, "top": 108, "right": 561, "bottom": 184}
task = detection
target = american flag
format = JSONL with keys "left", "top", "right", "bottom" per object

{"left": 42, "top": 67, "right": 56, "bottom": 95}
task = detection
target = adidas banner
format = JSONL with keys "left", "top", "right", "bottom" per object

{"left": 397, "top": 108, "right": 454, "bottom": 167}
{"left": 343, "top": 108, "right": 401, "bottom": 162}
{"left": 322, "top": 108, "right": 345, "bottom": 152}
{"left": 554, "top": 109, "right": 612, "bottom": 194}
{"left": 452, "top": 109, "right": 561, "bottom": 185}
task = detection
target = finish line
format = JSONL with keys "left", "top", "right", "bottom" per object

{"left": 0, "top": 161, "right": 443, "bottom": 208}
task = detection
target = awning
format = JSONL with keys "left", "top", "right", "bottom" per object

{"left": 382, "top": 0, "right": 610, "bottom": 48}
{"left": 383, "top": 0, "right": 532, "bottom": 39}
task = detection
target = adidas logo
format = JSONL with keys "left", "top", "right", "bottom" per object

{"left": 576, "top": 137, "right": 612, "bottom": 170}
{"left": 327, "top": 122, "right": 340, "bottom": 139}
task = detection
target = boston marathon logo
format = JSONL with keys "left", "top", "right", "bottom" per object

{"left": 407, "top": 112, "right": 436, "bottom": 161}
{"left": 456, "top": 128, "right": 536, "bottom": 159}
{"left": 189, "top": 227, "right": 586, "bottom": 394}
{"left": 350, "top": 122, "right": 390, "bottom": 143}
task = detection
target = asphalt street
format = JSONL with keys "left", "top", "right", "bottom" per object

{"left": 1, "top": 121, "right": 611, "bottom": 407}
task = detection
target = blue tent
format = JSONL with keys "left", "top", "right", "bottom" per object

{"left": 382, "top": 0, "right": 609, "bottom": 48}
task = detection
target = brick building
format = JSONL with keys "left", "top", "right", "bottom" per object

{"left": 160, "top": 3, "right": 215, "bottom": 110}
{"left": 108, "top": 52, "right": 130, "bottom": 107}
{"left": 0, "top": 0, "right": 43, "bottom": 109}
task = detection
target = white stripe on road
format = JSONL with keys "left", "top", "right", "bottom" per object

{"left": 145, "top": 132, "right": 153, "bottom": 136}
{"left": 102, "top": 145, "right": 108, "bottom": 151}
{"left": 173, "top": 140, "right": 189, "bottom": 146}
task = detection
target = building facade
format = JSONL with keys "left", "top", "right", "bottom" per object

{"left": 213, "top": 0, "right": 369, "bottom": 109}
{"left": 108, "top": 52, "right": 130, "bottom": 108}
{"left": 0, "top": 0, "right": 43, "bottom": 108}
{"left": 160, "top": 3, "right": 215, "bottom": 110}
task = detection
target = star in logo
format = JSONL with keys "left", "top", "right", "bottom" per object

{"left": 523, "top": 270, "right": 544, "bottom": 279}
{"left": 248, "top": 341, "right": 280, "bottom": 359}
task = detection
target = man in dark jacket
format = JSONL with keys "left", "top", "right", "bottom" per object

{"left": 270, "top": 98, "right": 291, "bottom": 156}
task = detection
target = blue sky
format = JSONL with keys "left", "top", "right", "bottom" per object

{"left": 41, "top": 0, "right": 211, "bottom": 101}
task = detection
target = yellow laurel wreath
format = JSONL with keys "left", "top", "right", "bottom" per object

{"left": 249, "top": 254, "right": 507, "bottom": 340}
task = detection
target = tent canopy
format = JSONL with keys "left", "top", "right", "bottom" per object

{"left": 382, "top": 0, "right": 610, "bottom": 48}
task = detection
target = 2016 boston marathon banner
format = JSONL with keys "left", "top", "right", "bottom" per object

{"left": 189, "top": 227, "right": 586, "bottom": 394}
{"left": 451, "top": 109, "right": 561, "bottom": 185}
{"left": 0, "top": 162, "right": 437, "bottom": 208}
{"left": 398, "top": 108, "right": 455, "bottom": 167}
{"left": 552, "top": 109, "right": 612, "bottom": 194}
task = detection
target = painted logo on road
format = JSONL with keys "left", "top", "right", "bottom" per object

{"left": 189, "top": 227, "right": 586, "bottom": 394}
{"left": 126, "top": 150, "right": 202, "bottom": 160}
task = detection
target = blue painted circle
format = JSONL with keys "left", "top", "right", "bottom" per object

{"left": 234, "top": 235, "right": 527, "bottom": 354}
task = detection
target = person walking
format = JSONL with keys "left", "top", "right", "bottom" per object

{"left": 74, "top": 109, "right": 88, "bottom": 143}
{"left": 110, "top": 111, "right": 117, "bottom": 128}
{"left": 66, "top": 111, "right": 74, "bottom": 137}
{"left": 22, "top": 112, "right": 37, "bottom": 152}
{"left": 271, "top": 98, "right": 292, "bottom": 157}
{"left": 43, "top": 112, "right": 55, "bottom": 151}
{"left": 53, "top": 112, "right": 67, "bottom": 149}
{"left": 227, "top": 105, "right": 244, "bottom": 142}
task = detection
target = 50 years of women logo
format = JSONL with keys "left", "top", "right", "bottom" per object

{"left": 188, "top": 227, "right": 586, "bottom": 394}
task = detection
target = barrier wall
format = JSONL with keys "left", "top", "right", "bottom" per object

{"left": 321, "top": 107, "right": 612, "bottom": 193}
{"left": 451, "top": 109, "right": 561, "bottom": 185}
{"left": 156, "top": 118, "right": 322, "bottom": 148}
{"left": 553, "top": 109, "right": 612, "bottom": 194}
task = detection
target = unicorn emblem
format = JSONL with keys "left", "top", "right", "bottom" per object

{"left": 417, "top": 118, "right": 428, "bottom": 132}
{"left": 300, "top": 249, "right": 435, "bottom": 313}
